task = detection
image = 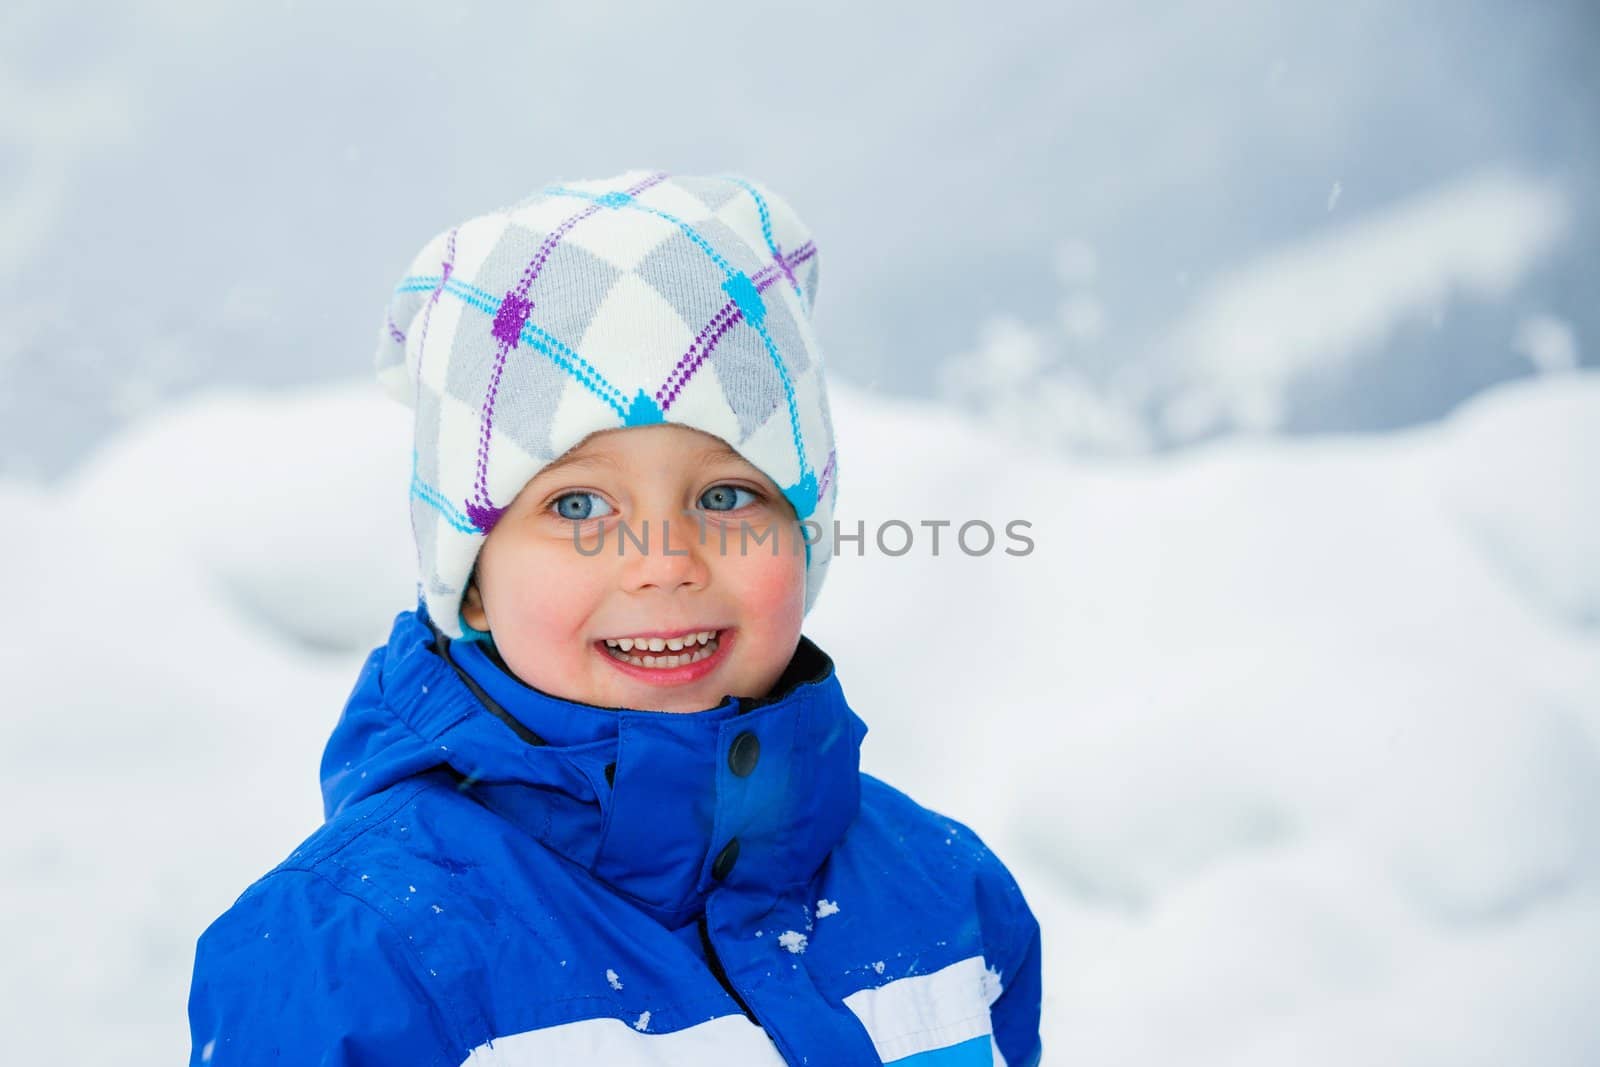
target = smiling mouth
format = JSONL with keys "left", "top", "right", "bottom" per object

{"left": 598, "top": 629, "right": 723, "bottom": 669}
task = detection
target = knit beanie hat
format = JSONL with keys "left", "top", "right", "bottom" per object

{"left": 375, "top": 170, "right": 838, "bottom": 640}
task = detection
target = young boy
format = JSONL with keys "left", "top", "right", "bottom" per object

{"left": 187, "top": 171, "right": 1042, "bottom": 1065}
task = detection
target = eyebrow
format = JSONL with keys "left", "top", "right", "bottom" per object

{"left": 539, "top": 449, "right": 624, "bottom": 478}
{"left": 691, "top": 442, "right": 745, "bottom": 465}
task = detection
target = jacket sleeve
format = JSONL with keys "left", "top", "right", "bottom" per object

{"left": 989, "top": 906, "right": 1042, "bottom": 1067}
{"left": 977, "top": 852, "right": 1043, "bottom": 1067}
{"left": 188, "top": 869, "right": 460, "bottom": 1066}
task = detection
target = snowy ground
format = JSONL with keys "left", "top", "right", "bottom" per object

{"left": 2, "top": 373, "right": 1596, "bottom": 1063}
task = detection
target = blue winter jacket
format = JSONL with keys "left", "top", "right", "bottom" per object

{"left": 188, "top": 602, "right": 1042, "bottom": 1065}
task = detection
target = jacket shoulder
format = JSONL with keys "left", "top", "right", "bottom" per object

{"left": 273, "top": 775, "right": 434, "bottom": 871}
{"left": 847, "top": 773, "right": 1038, "bottom": 983}
{"left": 188, "top": 863, "right": 465, "bottom": 1065}
{"left": 190, "top": 775, "right": 499, "bottom": 1062}
{"left": 854, "top": 772, "right": 1028, "bottom": 901}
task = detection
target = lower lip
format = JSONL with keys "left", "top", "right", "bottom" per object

{"left": 594, "top": 630, "right": 735, "bottom": 687}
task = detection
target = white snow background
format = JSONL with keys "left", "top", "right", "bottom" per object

{"left": 2, "top": 367, "right": 1596, "bottom": 1063}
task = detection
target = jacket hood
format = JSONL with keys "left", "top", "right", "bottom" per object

{"left": 320, "top": 600, "right": 869, "bottom": 927}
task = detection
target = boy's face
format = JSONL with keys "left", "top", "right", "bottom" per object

{"left": 459, "top": 424, "right": 807, "bottom": 713}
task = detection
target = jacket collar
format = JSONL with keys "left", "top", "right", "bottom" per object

{"left": 321, "top": 601, "right": 868, "bottom": 928}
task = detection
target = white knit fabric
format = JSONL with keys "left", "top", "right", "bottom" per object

{"left": 375, "top": 170, "right": 838, "bottom": 639}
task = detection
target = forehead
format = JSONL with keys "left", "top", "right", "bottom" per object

{"left": 545, "top": 424, "right": 746, "bottom": 473}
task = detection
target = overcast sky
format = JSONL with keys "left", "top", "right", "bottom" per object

{"left": 2, "top": 0, "right": 1595, "bottom": 476}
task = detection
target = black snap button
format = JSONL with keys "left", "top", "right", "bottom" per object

{"left": 728, "top": 731, "right": 761, "bottom": 777}
{"left": 711, "top": 837, "right": 740, "bottom": 880}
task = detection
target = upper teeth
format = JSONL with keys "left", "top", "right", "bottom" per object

{"left": 604, "top": 630, "right": 718, "bottom": 653}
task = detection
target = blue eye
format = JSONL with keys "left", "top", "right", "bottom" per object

{"left": 552, "top": 492, "right": 615, "bottom": 521}
{"left": 699, "top": 484, "right": 757, "bottom": 512}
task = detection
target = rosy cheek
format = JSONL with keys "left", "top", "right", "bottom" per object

{"left": 494, "top": 542, "right": 598, "bottom": 642}
{"left": 721, "top": 541, "right": 806, "bottom": 621}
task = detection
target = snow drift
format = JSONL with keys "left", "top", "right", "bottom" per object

{"left": 2, "top": 372, "right": 1596, "bottom": 1063}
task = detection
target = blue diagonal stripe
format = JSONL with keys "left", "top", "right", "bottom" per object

{"left": 394, "top": 276, "right": 629, "bottom": 417}
{"left": 520, "top": 319, "right": 629, "bottom": 418}
{"left": 717, "top": 175, "right": 803, "bottom": 299}
{"left": 544, "top": 185, "right": 738, "bottom": 276}
{"left": 541, "top": 182, "right": 813, "bottom": 489}
{"left": 748, "top": 314, "right": 810, "bottom": 488}
{"left": 410, "top": 450, "right": 478, "bottom": 534}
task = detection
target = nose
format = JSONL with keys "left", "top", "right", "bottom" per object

{"left": 617, "top": 510, "right": 713, "bottom": 593}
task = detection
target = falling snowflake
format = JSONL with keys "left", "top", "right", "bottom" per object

{"left": 633, "top": 1010, "right": 652, "bottom": 1032}
{"left": 778, "top": 930, "right": 808, "bottom": 955}
{"left": 872, "top": 960, "right": 885, "bottom": 975}
{"left": 816, "top": 899, "right": 840, "bottom": 918}
{"left": 606, "top": 968, "right": 623, "bottom": 990}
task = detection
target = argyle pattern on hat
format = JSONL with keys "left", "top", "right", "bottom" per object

{"left": 376, "top": 170, "right": 839, "bottom": 639}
